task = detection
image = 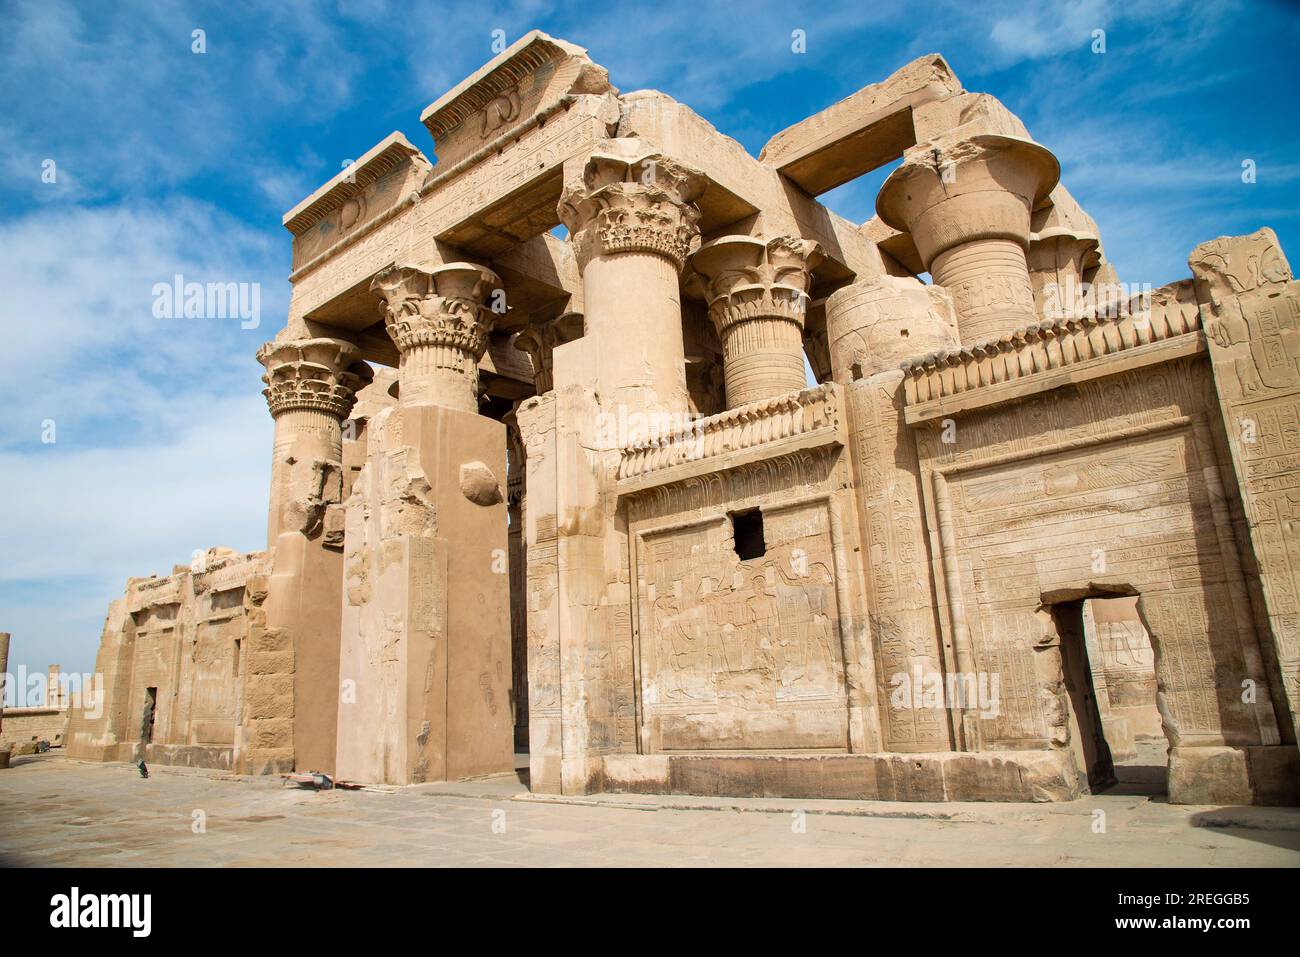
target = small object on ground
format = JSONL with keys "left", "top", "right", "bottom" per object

{"left": 137, "top": 760, "right": 149, "bottom": 779}
{"left": 282, "top": 771, "right": 334, "bottom": 790}
{"left": 37, "top": 740, "right": 50, "bottom": 753}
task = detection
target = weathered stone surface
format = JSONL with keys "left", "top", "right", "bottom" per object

{"left": 66, "top": 40, "right": 1300, "bottom": 811}
{"left": 459, "top": 460, "right": 503, "bottom": 506}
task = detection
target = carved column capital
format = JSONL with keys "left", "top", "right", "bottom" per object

{"left": 1028, "top": 227, "right": 1100, "bottom": 320}
{"left": 371, "top": 262, "right": 503, "bottom": 412}
{"left": 691, "top": 235, "right": 822, "bottom": 336}
{"left": 877, "top": 134, "right": 1059, "bottom": 264}
{"left": 558, "top": 139, "right": 706, "bottom": 272}
{"left": 688, "top": 235, "right": 821, "bottom": 408}
{"left": 877, "top": 134, "right": 1059, "bottom": 345}
{"left": 257, "top": 338, "right": 371, "bottom": 420}
{"left": 513, "top": 303, "right": 583, "bottom": 394}
{"left": 372, "top": 262, "right": 503, "bottom": 360}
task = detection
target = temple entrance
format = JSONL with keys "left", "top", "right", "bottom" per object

{"left": 1052, "top": 600, "right": 1115, "bottom": 791}
{"left": 141, "top": 687, "right": 157, "bottom": 745}
{"left": 1049, "top": 596, "right": 1167, "bottom": 795}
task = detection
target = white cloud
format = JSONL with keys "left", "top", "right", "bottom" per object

{"left": 988, "top": 0, "right": 1111, "bottom": 66}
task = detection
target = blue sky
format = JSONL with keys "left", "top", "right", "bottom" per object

{"left": 1, "top": 0, "right": 1298, "bottom": 684}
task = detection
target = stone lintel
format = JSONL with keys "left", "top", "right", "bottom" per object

{"left": 758, "top": 54, "right": 963, "bottom": 196}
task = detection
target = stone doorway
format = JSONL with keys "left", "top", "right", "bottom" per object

{"left": 1052, "top": 599, "right": 1116, "bottom": 792}
{"left": 1047, "top": 592, "right": 1169, "bottom": 796}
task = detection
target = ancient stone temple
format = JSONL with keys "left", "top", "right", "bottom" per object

{"left": 65, "top": 32, "right": 1300, "bottom": 805}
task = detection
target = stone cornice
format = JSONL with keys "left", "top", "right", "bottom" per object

{"left": 616, "top": 382, "right": 840, "bottom": 486}
{"left": 282, "top": 133, "right": 429, "bottom": 236}
{"left": 899, "top": 297, "right": 1203, "bottom": 411}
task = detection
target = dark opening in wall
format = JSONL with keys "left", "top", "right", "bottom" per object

{"left": 731, "top": 509, "right": 766, "bottom": 561}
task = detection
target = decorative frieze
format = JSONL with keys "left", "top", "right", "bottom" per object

{"left": 900, "top": 304, "right": 1203, "bottom": 407}
{"left": 616, "top": 382, "right": 839, "bottom": 483}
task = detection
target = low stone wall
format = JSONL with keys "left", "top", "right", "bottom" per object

{"left": 1, "top": 707, "right": 70, "bottom": 751}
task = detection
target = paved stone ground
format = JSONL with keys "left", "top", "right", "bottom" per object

{"left": 1, "top": 751, "right": 1298, "bottom": 867}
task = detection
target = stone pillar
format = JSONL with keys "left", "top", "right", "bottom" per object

{"left": 333, "top": 263, "right": 513, "bottom": 786}
{"left": 504, "top": 408, "right": 528, "bottom": 748}
{"left": 825, "top": 275, "right": 959, "bottom": 383}
{"left": 370, "top": 262, "right": 503, "bottom": 414}
{"left": 0, "top": 632, "right": 9, "bottom": 734}
{"left": 1028, "top": 227, "right": 1099, "bottom": 321}
{"left": 0, "top": 632, "right": 8, "bottom": 768}
{"left": 877, "top": 134, "right": 1059, "bottom": 346}
{"left": 690, "top": 235, "right": 822, "bottom": 408}
{"left": 259, "top": 338, "right": 371, "bottom": 544}
{"left": 257, "top": 337, "right": 369, "bottom": 776}
{"left": 558, "top": 137, "right": 704, "bottom": 417}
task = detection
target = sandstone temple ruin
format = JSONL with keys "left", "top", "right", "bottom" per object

{"left": 63, "top": 33, "right": 1300, "bottom": 805}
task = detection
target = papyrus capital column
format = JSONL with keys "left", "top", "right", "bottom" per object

{"left": 258, "top": 337, "right": 370, "bottom": 542}
{"left": 558, "top": 138, "right": 705, "bottom": 416}
{"left": 513, "top": 304, "right": 584, "bottom": 395}
{"left": 371, "top": 262, "right": 503, "bottom": 414}
{"left": 1028, "top": 227, "right": 1100, "bottom": 321}
{"left": 690, "top": 235, "right": 822, "bottom": 407}
{"left": 877, "top": 134, "right": 1059, "bottom": 346}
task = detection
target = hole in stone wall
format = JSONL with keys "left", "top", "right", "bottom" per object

{"left": 731, "top": 509, "right": 766, "bottom": 561}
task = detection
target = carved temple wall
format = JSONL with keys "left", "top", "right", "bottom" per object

{"left": 58, "top": 33, "right": 1300, "bottom": 807}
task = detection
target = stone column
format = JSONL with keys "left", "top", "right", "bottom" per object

{"left": 690, "top": 235, "right": 822, "bottom": 408}
{"left": 877, "top": 134, "right": 1059, "bottom": 346}
{"left": 1028, "top": 227, "right": 1099, "bottom": 321}
{"left": 258, "top": 338, "right": 370, "bottom": 544}
{"left": 513, "top": 303, "right": 584, "bottom": 395}
{"left": 257, "top": 337, "right": 368, "bottom": 776}
{"left": 558, "top": 138, "right": 705, "bottom": 418}
{"left": 370, "top": 262, "right": 504, "bottom": 414}
{"left": 504, "top": 407, "right": 528, "bottom": 748}
{"left": 824, "top": 276, "right": 959, "bottom": 383}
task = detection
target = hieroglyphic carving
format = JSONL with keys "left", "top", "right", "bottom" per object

{"left": 635, "top": 501, "right": 847, "bottom": 751}
{"left": 928, "top": 403, "right": 1270, "bottom": 750}
{"left": 846, "top": 372, "right": 951, "bottom": 751}
{"left": 1191, "top": 229, "right": 1300, "bottom": 739}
